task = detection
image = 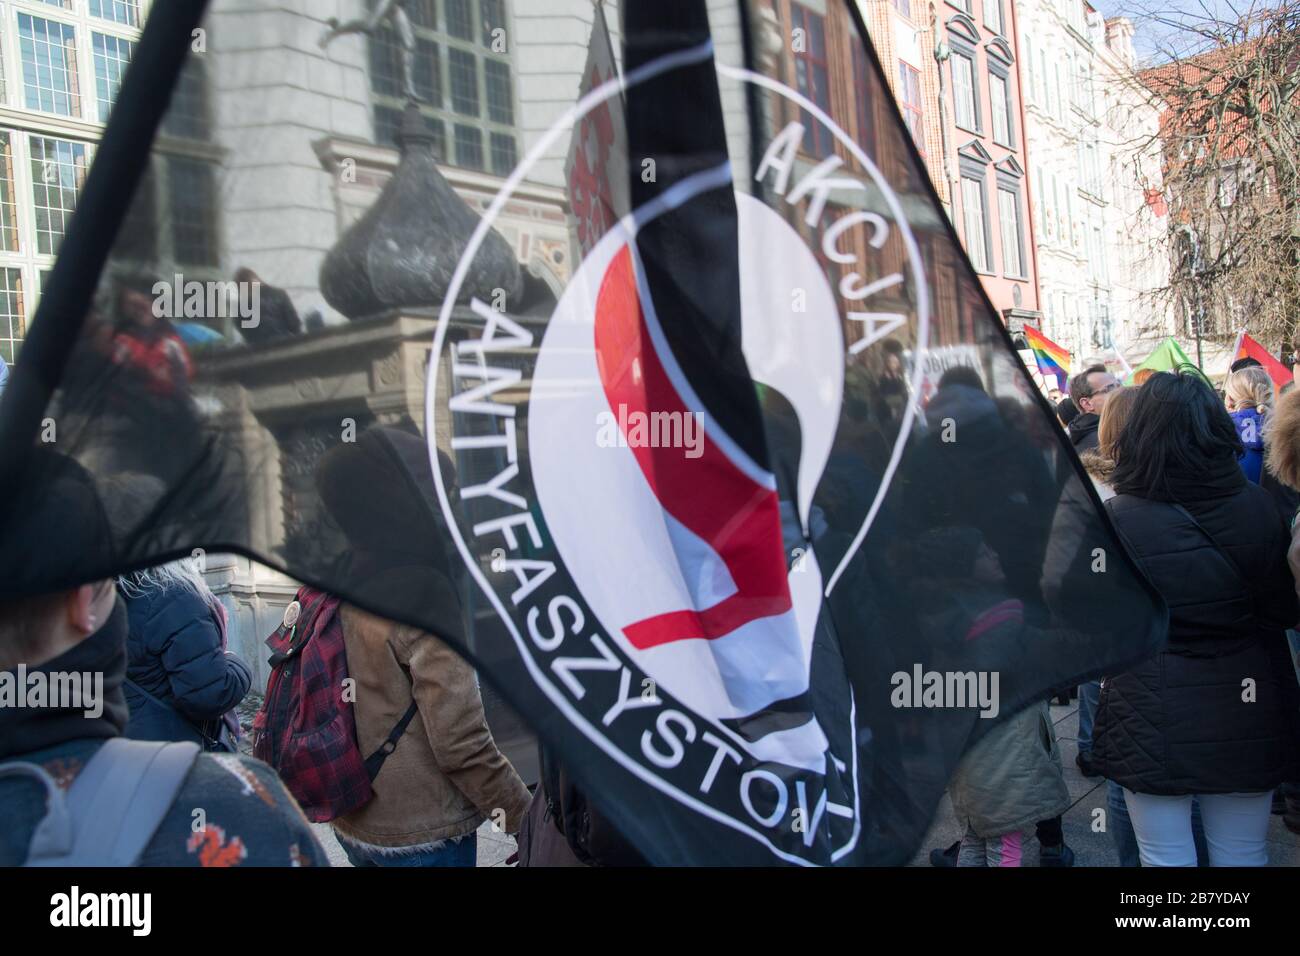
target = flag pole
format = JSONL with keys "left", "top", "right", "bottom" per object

{"left": 1113, "top": 345, "right": 1133, "bottom": 379}
{"left": 1230, "top": 327, "right": 1245, "bottom": 371}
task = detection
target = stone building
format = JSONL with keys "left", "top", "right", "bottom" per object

{"left": 936, "top": 0, "right": 1041, "bottom": 333}
{"left": 136, "top": 0, "right": 614, "bottom": 682}
{"left": 1095, "top": 16, "right": 1171, "bottom": 356}
{"left": 0, "top": 0, "right": 149, "bottom": 365}
{"left": 851, "top": 0, "right": 950, "bottom": 210}
{"left": 1015, "top": 0, "right": 1169, "bottom": 365}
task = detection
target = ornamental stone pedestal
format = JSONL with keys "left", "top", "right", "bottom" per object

{"left": 195, "top": 307, "right": 450, "bottom": 687}
{"left": 195, "top": 307, "right": 538, "bottom": 779}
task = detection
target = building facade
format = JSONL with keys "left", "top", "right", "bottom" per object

{"left": 852, "top": 0, "right": 949, "bottom": 208}
{"left": 1016, "top": 0, "right": 1169, "bottom": 365}
{"left": 1096, "top": 16, "right": 1170, "bottom": 354}
{"left": 0, "top": 0, "right": 149, "bottom": 364}
{"left": 938, "top": 0, "right": 1041, "bottom": 331}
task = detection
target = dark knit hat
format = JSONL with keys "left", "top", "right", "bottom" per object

{"left": 0, "top": 447, "right": 115, "bottom": 599}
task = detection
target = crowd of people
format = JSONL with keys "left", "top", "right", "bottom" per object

{"left": 975, "top": 358, "right": 1300, "bottom": 868}
{"left": 3, "top": 356, "right": 1300, "bottom": 868}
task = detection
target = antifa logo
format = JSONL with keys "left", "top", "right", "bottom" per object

{"left": 430, "top": 51, "right": 929, "bottom": 864}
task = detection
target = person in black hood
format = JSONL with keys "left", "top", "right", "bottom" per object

{"left": 1056, "top": 396, "right": 1079, "bottom": 430}
{"left": 1065, "top": 364, "right": 1119, "bottom": 454}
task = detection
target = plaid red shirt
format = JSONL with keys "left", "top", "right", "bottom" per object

{"left": 252, "top": 587, "right": 374, "bottom": 822}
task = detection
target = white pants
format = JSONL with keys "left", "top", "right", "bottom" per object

{"left": 1122, "top": 789, "right": 1273, "bottom": 867}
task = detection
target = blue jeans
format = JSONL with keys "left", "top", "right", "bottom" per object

{"left": 342, "top": 833, "right": 477, "bottom": 868}
{"left": 1108, "top": 780, "right": 1140, "bottom": 866}
{"left": 1077, "top": 680, "right": 1101, "bottom": 755}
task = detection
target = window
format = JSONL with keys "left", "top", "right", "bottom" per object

{"left": 447, "top": 0, "right": 474, "bottom": 39}
{"left": 489, "top": 131, "right": 516, "bottom": 174}
{"left": 368, "top": 0, "right": 519, "bottom": 174}
{"left": 998, "top": 187, "right": 1024, "bottom": 277}
{"left": 851, "top": 43, "right": 876, "bottom": 157}
{"left": 168, "top": 156, "right": 218, "bottom": 267}
{"left": 893, "top": 0, "right": 913, "bottom": 16}
{"left": 961, "top": 177, "right": 992, "bottom": 272}
{"left": 1065, "top": 187, "right": 1076, "bottom": 250}
{"left": 1034, "top": 172, "right": 1046, "bottom": 237}
{"left": 113, "top": 162, "right": 157, "bottom": 262}
{"left": 29, "top": 135, "right": 87, "bottom": 256}
{"left": 0, "top": 134, "right": 18, "bottom": 254}
{"left": 1080, "top": 135, "right": 1101, "bottom": 196}
{"left": 448, "top": 46, "right": 479, "bottom": 115}
{"left": 18, "top": 14, "right": 81, "bottom": 117}
{"left": 1040, "top": 47, "right": 1051, "bottom": 115}
{"left": 92, "top": 32, "right": 133, "bottom": 122}
{"left": 162, "top": 57, "right": 211, "bottom": 141}
{"left": 453, "top": 122, "right": 483, "bottom": 170}
{"left": 990, "top": 72, "right": 1012, "bottom": 146}
{"left": 897, "top": 61, "right": 924, "bottom": 155}
{"left": 484, "top": 58, "right": 513, "bottom": 124}
{"left": 1055, "top": 60, "right": 1066, "bottom": 120}
{"left": 88, "top": 0, "right": 140, "bottom": 27}
{"left": 1023, "top": 35, "right": 1035, "bottom": 104}
{"left": 111, "top": 55, "right": 222, "bottom": 276}
{"left": 952, "top": 52, "right": 978, "bottom": 130}
{"left": 1054, "top": 174, "right": 1066, "bottom": 244}
{"left": 984, "top": 0, "right": 1003, "bottom": 36}
{"left": 792, "top": 4, "right": 832, "bottom": 156}
{"left": 480, "top": 0, "right": 507, "bottom": 45}
{"left": 1096, "top": 301, "right": 1112, "bottom": 348}
{"left": 0, "top": 267, "right": 25, "bottom": 365}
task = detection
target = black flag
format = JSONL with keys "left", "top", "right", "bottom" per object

{"left": 0, "top": 0, "right": 1164, "bottom": 864}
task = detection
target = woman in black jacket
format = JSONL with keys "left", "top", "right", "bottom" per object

{"left": 1093, "top": 371, "right": 1300, "bottom": 866}
{"left": 119, "top": 559, "right": 251, "bottom": 751}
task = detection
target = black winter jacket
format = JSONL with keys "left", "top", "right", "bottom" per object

{"left": 1068, "top": 413, "right": 1100, "bottom": 453}
{"left": 1093, "top": 482, "right": 1300, "bottom": 795}
{"left": 122, "top": 583, "right": 251, "bottom": 745}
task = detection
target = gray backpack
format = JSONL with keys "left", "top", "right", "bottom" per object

{"left": 1, "top": 738, "right": 200, "bottom": 866}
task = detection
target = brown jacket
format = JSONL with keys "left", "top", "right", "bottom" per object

{"left": 331, "top": 604, "right": 530, "bottom": 850}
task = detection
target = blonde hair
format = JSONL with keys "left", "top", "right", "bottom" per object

{"left": 1226, "top": 366, "right": 1275, "bottom": 418}
{"left": 1266, "top": 386, "right": 1300, "bottom": 489}
{"left": 1097, "top": 386, "right": 1139, "bottom": 462}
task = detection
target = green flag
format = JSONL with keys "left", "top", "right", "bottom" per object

{"left": 1127, "top": 336, "right": 1205, "bottom": 383}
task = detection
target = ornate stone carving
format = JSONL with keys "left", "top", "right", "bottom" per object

{"left": 319, "top": 105, "right": 523, "bottom": 320}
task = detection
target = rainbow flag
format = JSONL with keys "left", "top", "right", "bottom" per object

{"left": 1024, "top": 325, "right": 1070, "bottom": 384}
